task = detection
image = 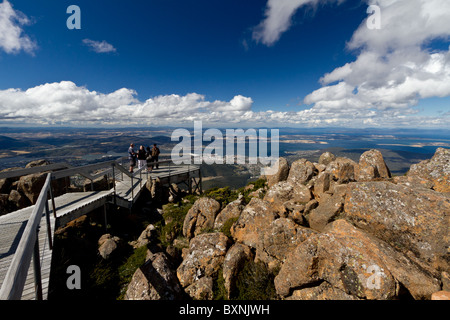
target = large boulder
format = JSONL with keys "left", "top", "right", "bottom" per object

{"left": 263, "top": 181, "right": 311, "bottom": 214}
{"left": 0, "top": 167, "right": 21, "bottom": 194}
{"left": 184, "top": 276, "right": 214, "bottom": 300}
{"left": 125, "top": 251, "right": 183, "bottom": 300}
{"left": 223, "top": 243, "right": 254, "bottom": 299}
{"left": 357, "top": 149, "right": 391, "bottom": 181}
{"left": 265, "top": 157, "right": 289, "bottom": 188}
{"left": 17, "top": 172, "right": 47, "bottom": 204}
{"left": 286, "top": 159, "right": 316, "bottom": 186}
{"left": 319, "top": 152, "right": 336, "bottom": 166}
{"left": 182, "top": 197, "right": 221, "bottom": 239}
{"left": 214, "top": 198, "right": 244, "bottom": 230}
{"left": 308, "top": 193, "right": 345, "bottom": 232}
{"left": 275, "top": 220, "right": 441, "bottom": 300}
{"left": 230, "top": 198, "right": 278, "bottom": 248}
{"left": 312, "top": 171, "right": 331, "bottom": 200}
{"left": 98, "top": 234, "right": 122, "bottom": 259}
{"left": 325, "top": 157, "right": 359, "bottom": 184}
{"left": 407, "top": 147, "right": 449, "bottom": 193}
{"left": 130, "top": 224, "right": 157, "bottom": 249}
{"left": 255, "top": 218, "right": 316, "bottom": 271}
{"left": 343, "top": 181, "right": 450, "bottom": 274}
{"left": 177, "top": 232, "right": 230, "bottom": 288}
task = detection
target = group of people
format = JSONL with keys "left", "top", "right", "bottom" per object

{"left": 128, "top": 143, "right": 160, "bottom": 173}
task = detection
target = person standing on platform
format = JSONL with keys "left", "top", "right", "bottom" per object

{"left": 128, "top": 143, "right": 136, "bottom": 173}
{"left": 151, "top": 143, "right": 160, "bottom": 169}
{"left": 137, "top": 145, "right": 147, "bottom": 170}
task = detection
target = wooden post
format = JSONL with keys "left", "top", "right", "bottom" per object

{"left": 33, "top": 227, "right": 43, "bottom": 301}
{"left": 199, "top": 169, "right": 202, "bottom": 194}
{"left": 112, "top": 164, "right": 117, "bottom": 206}
{"left": 103, "top": 204, "right": 108, "bottom": 232}
{"left": 48, "top": 182, "right": 57, "bottom": 218}
{"left": 44, "top": 198, "right": 53, "bottom": 250}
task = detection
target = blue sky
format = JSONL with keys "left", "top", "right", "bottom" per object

{"left": 0, "top": 0, "right": 449, "bottom": 128}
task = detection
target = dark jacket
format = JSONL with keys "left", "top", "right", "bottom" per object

{"left": 137, "top": 149, "right": 147, "bottom": 160}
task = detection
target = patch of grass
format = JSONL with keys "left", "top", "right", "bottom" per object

{"left": 233, "top": 260, "right": 278, "bottom": 300}
{"left": 220, "top": 217, "right": 238, "bottom": 238}
{"left": 156, "top": 200, "right": 195, "bottom": 247}
{"left": 213, "top": 267, "right": 228, "bottom": 300}
{"left": 117, "top": 245, "right": 148, "bottom": 300}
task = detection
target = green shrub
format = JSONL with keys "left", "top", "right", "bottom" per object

{"left": 204, "top": 187, "right": 239, "bottom": 207}
{"left": 221, "top": 217, "right": 238, "bottom": 238}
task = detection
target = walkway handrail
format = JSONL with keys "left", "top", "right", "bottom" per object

{"left": 0, "top": 162, "right": 69, "bottom": 180}
{"left": 0, "top": 173, "right": 53, "bottom": 300}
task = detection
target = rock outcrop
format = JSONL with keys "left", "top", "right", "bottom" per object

{"left": 182, "top": 197, "right": 221, "bottom": 239}
{"left": 343, "top": 181, "right": 449, "bottom": 274}
{"left": 125, "top": 251, "right": 183, "bottom": 300}
{"left": 230, "top": 198, "right": 278, "bottom": 248}
{"left": 407, "top": 147, "right": 449, "bottom": 193}
{"left": 177, "top": 232, "right": 230, "bottom": 289}
{"left": 125, "top": 147, "right": 449, "bottom": 300}
{"left": 265, "top": 157, "right": 289, "bottom": 188}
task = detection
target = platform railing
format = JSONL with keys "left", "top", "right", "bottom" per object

{"left": 0, "top": 173, "right": 54, "bottom": 300}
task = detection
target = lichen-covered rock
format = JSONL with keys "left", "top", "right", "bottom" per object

{"left": 130, "top": 224, "right": 156, "bottom": 249}
{"left": 357, "top": 149, "right": 391, "bottom": 181}
{"left": 325, "top": 157, "right": 359, "bottom": 184}
{"left": 407, "top": 147, "right": 449, "bottom": 193}
{"left": 17, "top": 172, "right": 47, "bottom": 204}
{"left": 98, "top": 234, "right": 121, "bottom": 259}
{"left": 312, "top": 171, "right": 331, "bottom": 200}
{"left": 214, "top": 198, "right": 244, "bottom": 230}
{"left": 287, "top": 158, "right": 316, "bottom": 186}
{"left": 343, "top": 181, "right": 450, "bottom": 274}
{"left": 275, "top": 220, "right": 441, "bottom": 300}
{"left": 319, "top": 152, "right": 336, "bottom": 166}
{"left": 223, "top": 243, "right": 254, "bottom": 298}
{"left": 265, "top": 157, "right": 289, "bottom": 188}
{"left": 287, "top": 281, "right": 358, "bottom": 300}
{"left": 308, "top": 193, "right": 345, "bottom": 232}
{"left": 230, "top": 198, "right": 278, "bottom": 248}
{"left": 177, "top": 232, "right": 230, "bottom": 288}
{"left": 263, "top": 181, "right": 311, "bottom": 214}
{"left": 183, "top": 197, "right": 221, "bottom": 239}
{"left": 125, "top": 251, "right": 183, "bottom": 300}
{"left": 255, "top": 218, "right": 316, "bottom": 271}
{"left": 431, "top": 291, "right": 450, "bottom": 300}
{"left": 185, "top": 276, "right": 214, "bottom": 300}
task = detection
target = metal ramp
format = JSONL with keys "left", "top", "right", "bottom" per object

{"left": 0, "top": 158, "right": 201, "bottom": 300}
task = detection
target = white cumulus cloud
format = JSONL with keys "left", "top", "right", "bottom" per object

{"left": 0, "top": 0, "right": 37, "bottom": 54}
{"left": 0, "top": 81, "right": 256, "bottom": 126}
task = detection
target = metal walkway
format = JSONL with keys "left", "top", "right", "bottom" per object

{"left": 0, "top": 159, "right": 201, "bottom": 300}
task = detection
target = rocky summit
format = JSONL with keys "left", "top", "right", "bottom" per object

{"left": 120, "top": 148, "right": 449, "bottom": 300}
